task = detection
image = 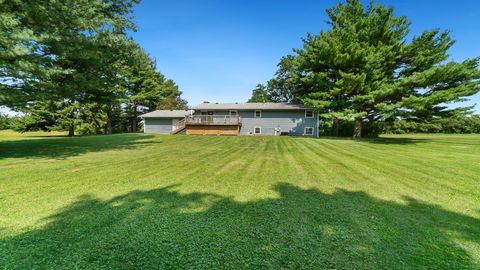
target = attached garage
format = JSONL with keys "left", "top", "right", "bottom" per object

{"left": 141, "top": 110, "right": 190, "bottom": 134}
{"left": 144, "top": 118, "right": 177, "bottom": 134}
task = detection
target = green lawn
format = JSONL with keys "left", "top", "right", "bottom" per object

{"left": 1, "top": 131, "right": 479, "bottom": 269}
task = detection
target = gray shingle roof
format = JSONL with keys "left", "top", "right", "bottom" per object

{"left": 192, "top": 102, "right": 315, "bottom": 110}
{"left": 140, "top": 110, "right": 191, "bottom": 118}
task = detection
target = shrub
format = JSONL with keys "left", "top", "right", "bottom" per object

{"left": 319, "top": 115, "right": 480, "bottom": 136}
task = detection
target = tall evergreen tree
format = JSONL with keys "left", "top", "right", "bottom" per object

{"left": 12, "top": 41, "right": 186, "bottom": 136}
{"left": 284, "top": 0, "right": 479, "bottom": 137}
{"left": 126, "top": 44, "right": 187, "bottom": 131}
{"left": 9, "top": 100, "right": 79, "bottom": 135}
{"left": 0, "top": 113, "right": 11, "bottom": 130}
{"left": 2, "top": 0, "right": 188, "bottom": 136}
{"left": 0, "top": 0, "right": 139, "bottom": 108}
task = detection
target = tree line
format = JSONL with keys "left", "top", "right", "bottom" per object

{"left": 0, "top": 0, "right": 186, "bottom": 136}
{"left": 249, "top": 0, "right": 480, "bottom": 137}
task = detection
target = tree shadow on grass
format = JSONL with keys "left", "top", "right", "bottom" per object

{"left": 1, "top": 184, "right": 479, "bottom": 269}
{"left": 360, "top": 137, "right": 431, "bottom": 145}
{"left": 0, "top": 133, "right": 159, "bottom": 160}
{"left": 297, "top": 136, "right": 430, "bottom": 145}
{"left": 361, "top": 136, "right": 480, "bottom": 146}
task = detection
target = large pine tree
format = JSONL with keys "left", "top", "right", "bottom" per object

{"left": 0, "top": 0, "right": 139, "bottom": 108}
{"left": 286, "top": 0, "right": 479, "bottom": 137}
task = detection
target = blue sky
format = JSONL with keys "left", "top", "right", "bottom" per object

{"left": 131, "top": 0, "right": 480, "bottom": 111}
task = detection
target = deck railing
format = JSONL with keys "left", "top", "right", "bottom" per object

{"left": 171, "top": 118, "right": 186, "bottom": 134}
{"left": 185, "top": 115, "right": 241, "bottom": 125}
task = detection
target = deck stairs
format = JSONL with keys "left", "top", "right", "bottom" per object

{"left": 171, "top": 118, "right": 186, "bottom": 134}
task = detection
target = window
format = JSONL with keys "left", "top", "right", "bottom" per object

{"left": 254, "top": 127, "right": 261, "bottom": 134}
{"left": 254, "top": 110, "right": 262, "bottom": 118}
{"left": 305, "top": 110, "right": 314, "bottom": 118}
{"left": 229, "top": 110, "right": 238, "bottom": 116}
{"left": 304, "top": 127, "right": 314, "bottom": 136}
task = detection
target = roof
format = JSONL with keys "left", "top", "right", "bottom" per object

{"left": 192, "top": 102, "right": 316, "bottom": 110}
{"left": 140, "top": 110, "right": 191, "bottom": 118}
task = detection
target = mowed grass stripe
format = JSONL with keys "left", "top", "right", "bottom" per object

{"left": 0, "top": 131, "right": 479, "bottom": 269}
{"left": 316, "top": 138, "right": 478, "bottom": 203}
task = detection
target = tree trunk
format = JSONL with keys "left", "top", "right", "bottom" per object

{"left": 353, "top": 117, "right": 362, "bottom": 139}
{"left": 68, "top": 101, "right": 76, "bottom": 137}
{"left": 132, "top": 103, "right": 137, "bottom": 133}
{"left": 106, "top": 107, "right": 113, "bottom": 135}
{"left": 332, "top": 118, "right": 339, "bottom": 137}
{"left": 68, "top": 123, "right": 75, "bottom": 137}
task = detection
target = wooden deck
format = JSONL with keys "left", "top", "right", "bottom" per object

{"left": 185, "top": 115, "right": 241, "bottom": 125}
{"left": 184, "top": 115, "right": 241, "bottom": 135}
{"left": 186, "top": 125, "right": 240, "bottom": 135}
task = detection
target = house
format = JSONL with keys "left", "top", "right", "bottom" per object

{"left": 140, "top": 110, "right": 193, "bottom": 134}
{"left": 141, "top": 102, "right": 319, "bottom": 136}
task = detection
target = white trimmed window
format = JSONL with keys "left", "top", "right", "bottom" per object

{"left": 254, "top": 127, "right": 261, "bottom": 134}
{"left": 229, "top": 110, "right": 238, "bottom": 116}
{"left": 305, "top": 110, "right": 314, "bottom": 118}
{"left": 254, "top": 110, "right": 262, "bottom": 118}
{"left": 304, "top": 127, "right": 314, "bottom": 136}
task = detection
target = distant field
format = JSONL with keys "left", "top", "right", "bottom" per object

{"left": 1, "top": 131, "right": 479, "bottom": 269}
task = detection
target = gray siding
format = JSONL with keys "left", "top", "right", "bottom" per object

{"left": 193, "top": 109, "right": 318, "bottom": 136}
{"left": 144, "top": 118, "right": 174, "bottom": 134}
{"left": 239, "top": 110, "right": 317, "bottom": 136}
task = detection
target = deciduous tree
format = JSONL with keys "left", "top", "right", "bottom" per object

{"left": 247, "top": 84, "right": 271, "bottom": 103}
{"left": 278, "top": 0, "right": 480, "bottom": 138}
